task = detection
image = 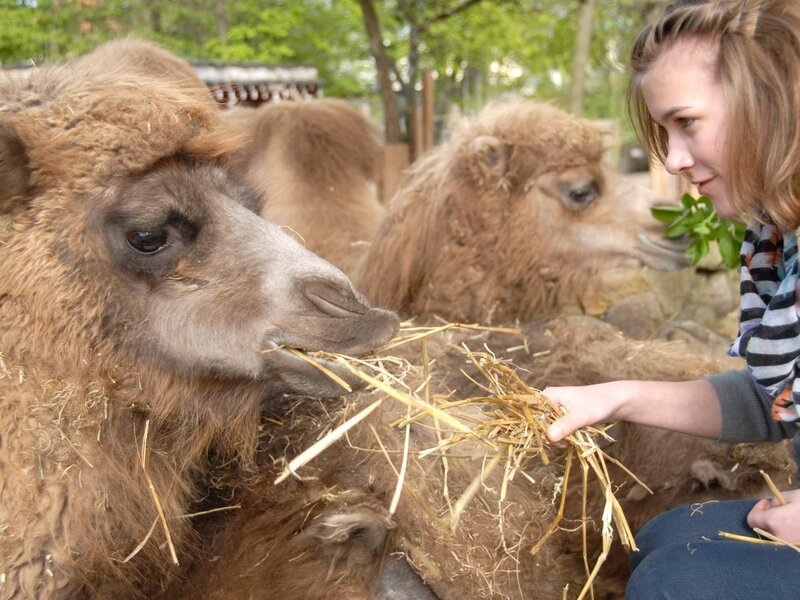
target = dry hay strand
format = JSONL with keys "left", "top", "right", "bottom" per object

{"left": 718, "top": 529, "right": 800, "bottom": 552}
{"left": 133, "top": 419, "right": 179, "bottom": 565}
{"left": 274, "top": 323, "right": 646, "bottom": 599}
{"left": 760, "top": 469, "right": 788, "bottom": 506}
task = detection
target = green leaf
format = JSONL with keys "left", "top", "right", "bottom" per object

{"left": 693, "top": 223, "right": 711, "bottom": 236}
{"left": 682, "top": 209, "right": 706, "bottom": 226}
{"left": 665, "top": 219, "right": 689, "bottom": 238}
{"left": 651, "top": 194, "right": 742, "bottom": 270}
{"left": 718, "top": 233, "right": 741, "bottom": 269}
{"left": 651, "top": 205, "right": 685, "bottom": 223}
{"left": 687, "top": 241, "right": 702, "bottom": 265}
{"left": 709, "top": 224, "right": 727, "bottom": 240}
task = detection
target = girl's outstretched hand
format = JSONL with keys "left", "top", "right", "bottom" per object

{"left": 544, "top": 378, "right": 722, "bottom": 442}
{"left": 747, "top": 488, "right": 800, "bottom": 543}
{"left": 544, "top": 381, "right": 629, "bottom": 443}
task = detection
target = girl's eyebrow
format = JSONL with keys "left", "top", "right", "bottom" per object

{"left": 659, "top": 106, "right": 690, "bottom": 123}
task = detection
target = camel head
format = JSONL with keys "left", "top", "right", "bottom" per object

{"left": 0, "top": 40, "right": 399, "bottom": 401}
{"left": 359, "top": 100, "right": 688, "bottom": 322}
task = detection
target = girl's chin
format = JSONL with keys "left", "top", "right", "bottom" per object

{"left": 714, "top": 205, "right": 738, "bottom": 221}
{"left": 706, "top": 191, "right": 736, "bottom": 220}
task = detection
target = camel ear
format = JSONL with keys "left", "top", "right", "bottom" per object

{"left": 468, "top": 135, "right": 510, "bottom": 186}
{"left": 0, "top": 121, "right": 32, "bottom": 215}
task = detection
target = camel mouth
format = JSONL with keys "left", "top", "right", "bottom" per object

{"left": 262, "top": 341, "right": 370, "bottom": 397}
{"left": 257, "top": 303, "right": 398, "bottom": 395}
{"left": 635, "top": 231, "right": 691, "bottom": 271}
{"left": 279, "top": 344, "right": 356, "bottom": 377}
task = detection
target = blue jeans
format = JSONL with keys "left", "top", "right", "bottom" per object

{"left": 627, "top": 499, "right": 800, "bottom": 599}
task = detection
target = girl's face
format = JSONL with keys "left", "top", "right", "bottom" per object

{"left": 641, "top": 38, "right": 733, "bottom": 217}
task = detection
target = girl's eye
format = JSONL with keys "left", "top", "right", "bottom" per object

{"left": 678, "top": 117, "right": 695, "bottom": 129}
{"left": 126, "top": 229, "right": 169, "bottom": 254}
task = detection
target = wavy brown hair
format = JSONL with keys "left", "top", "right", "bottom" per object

{"left": 627, "top": 0, "right": 800, "bottom": 230}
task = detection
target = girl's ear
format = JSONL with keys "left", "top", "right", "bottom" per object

{"left": 468, "top": 135, "right": 511, "bottom": 188}
{"left": 0, "top": 120, "right": 32, "bottom": 214}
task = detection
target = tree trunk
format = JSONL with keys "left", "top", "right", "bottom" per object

{"left": 358, "top": 0, "right": 403, "bottom": 143}
{"left": 569, "top": 0, "right": 595, "bottom": 116}
{"left": 406, "top": 2, "right": 420, "bottom": 120}
{"left": 214, "top": 0, "right": 228, "bottom": 39}
{"left": 405, "top": 0, "right": 423, "bottom": 157}
{"left": 146, "top": 0, "right": 163, "bottom": 35}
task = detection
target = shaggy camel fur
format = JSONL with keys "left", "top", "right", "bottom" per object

{"left": 226, "top": 99, "right": 386, "bottom": 276}
{"left": 164, "top": 316, "right": 794, "bottom": 600}
{"left": 0, "top": 39, "right": 398, "bottom": 599}
{"left": 149, "top": 99, "right": 788, "bottom": 598}
{"left": 357, "top": 101, "right": 689, "bottom": 323}
{"left": 226, "top": 97, "right": 735, "bottom": 341}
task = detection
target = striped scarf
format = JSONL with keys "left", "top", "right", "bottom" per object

{"left": 728, "top": 216, "right": 800, "bottom": 422}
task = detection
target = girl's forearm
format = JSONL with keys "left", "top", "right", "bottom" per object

{"left": 615, "top": 379, "right": 722, "bottom": 438}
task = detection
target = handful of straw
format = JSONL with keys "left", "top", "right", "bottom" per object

{"left": 274, "top": 322, "right": 645, "bottom": 600}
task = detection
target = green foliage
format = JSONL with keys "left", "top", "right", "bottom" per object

{"left": 651, "top": 194, "right": 745, "bottom": 269}
{"left": 0, "top": 0, "right": 370, "bottom": 97}
{"left": 0, "top": 0, "right": 655, "bottom": 121}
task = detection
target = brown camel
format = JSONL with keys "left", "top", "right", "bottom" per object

{"left": 0, "top": 39, "right": 398, "bottom": 599}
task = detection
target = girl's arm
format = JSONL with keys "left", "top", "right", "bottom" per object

{"left": 545, "top": 379, "right": 722, "bottom": 442}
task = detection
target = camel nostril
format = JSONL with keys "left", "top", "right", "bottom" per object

{"left": 300, "top": 277, "right": 368, "bottom": 317}
{"left": 307, "top": 291, "right": 364, "bottom": 318}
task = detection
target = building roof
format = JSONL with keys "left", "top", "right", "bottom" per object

{"left": 190, "top": 62, "right": 319, "bottom": 85}
{"left": 189, "top": 62, "right": 323, "bottom": 107}
{"left": 1, "top": 60, "right": 323, "bottom": 108}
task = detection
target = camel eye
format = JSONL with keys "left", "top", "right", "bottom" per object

{"left": 559, "top": 180, "right": 599, "bottom": 210}
{"left": 126, "top": 229, "right": 169, "bottom": 254}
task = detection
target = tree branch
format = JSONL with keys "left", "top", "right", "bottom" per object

{"left": 417, "top": 0, "right": 486, "bottom": 34}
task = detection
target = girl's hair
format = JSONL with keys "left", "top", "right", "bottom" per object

{"left": 627, "top": 0, "right": 800, "bottom": 230}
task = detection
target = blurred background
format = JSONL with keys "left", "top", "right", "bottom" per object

{"left": 0, "top": 1, "right": 676, "bottom": 181}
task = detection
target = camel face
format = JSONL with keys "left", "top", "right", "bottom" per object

{"left": 0, "top": 43, "right": 398, "bottom": 400}
{"left": 359, "top": 101, "right": 692, "bottom": 322}
{"left": 529, "top": 164, "right": 689, "bottom": 273}
{"left": 90, "top": 158, "right": 398, "bottom": 397}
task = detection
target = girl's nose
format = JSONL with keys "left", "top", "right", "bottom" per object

{"left": 664, "top": 141, "right": 694, "bottom": 175}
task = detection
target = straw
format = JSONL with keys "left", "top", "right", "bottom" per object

{"left": 274, "top": 398, "right": 383, "bottom": 484}
{"left": 138, "top": 419, "right": 179, "bottom": 565}
{"left": 719, "top": 529, "right": 800, "bottom": 553}
{"left": 276, "top": 322, "right": 641, "bottom": 598}
{"left": 285, "top": 347, "right": 352, "bottom": 392}
{"left": 389, "top": 417, "right": 411, "bottom": 515}
{"left": 760, "top": 469, "right": 787, "bottom": 505}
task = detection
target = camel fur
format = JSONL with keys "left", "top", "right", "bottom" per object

{"left": 355, "top": 101, "right": 689, "bottom": 324}
{"left": 164, "top": 316, "right": 794, "bottom": 600}
{"left": 0, "top": 39, "right": 398, "bottom": 599}
{"left": 227, "top": 99, "right": 386, "bottom": 276}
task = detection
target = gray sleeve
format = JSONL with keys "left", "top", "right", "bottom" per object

{"left": 705, "top": 370, "right": 799, "bottom": 443}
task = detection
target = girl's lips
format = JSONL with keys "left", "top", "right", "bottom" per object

{"left": 697, "top": 176, "right": 716, "bottom": 196}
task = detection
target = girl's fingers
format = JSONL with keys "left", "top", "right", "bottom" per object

{"left": 547, "top": 413, "right": 585, "bottom": 443}
{"left": 546, "top": 422, "right": 564, "bottom": 443}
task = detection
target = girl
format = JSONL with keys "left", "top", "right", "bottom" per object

{"left": 545, "top": 1, "right": 800, "bottom": 596}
